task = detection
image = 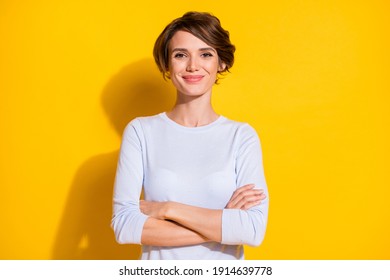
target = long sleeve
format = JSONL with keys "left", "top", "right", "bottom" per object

{"left": 221, "top": 124, "right": 269, "bottom": 246}
{"left": 111, "top": 113, "right": 268, "bottom": 259}
{"left": 111, "top": 120, "right": 149, "bottom": 244}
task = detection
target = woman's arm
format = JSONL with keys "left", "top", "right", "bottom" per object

{"left": 221, "top": 124, "right": 269, "bottom": 246}
{"left": 140, "top": 124, "right": 269, "bottom": 247}
{"left": 141, "top": 218, "right": 209, "bottom": 246}
{"left": 112, "top": 120, "right": 260, "bottom": 246}
{"left": 142, "top": 202, "right": 223, "bottom": 242}
{"left": 111, "top": 121, "right": 147, "bottom": 244}
{"left": 113, "top": 120, "right": 268, "bottom": 247}
{"left": 140, "top": 184, "right": 266, "bottom": 243}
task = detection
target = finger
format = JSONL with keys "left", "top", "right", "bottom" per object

{"left": 228, "top": 189, "right": 264, "bottom": 208}
{"left": 229, "top": 184, "right": 255, "bottom": 201}
{"left": 241, "top": 199, "right": 263, "bottom": 210}
{"left": 235, "top": 194, "right": 264, "bottom": 209}
{"left": 233, "top": 185, "right": 264, "bottom": 199}
{"left": 241, "top": 193, "right": 267, "bottom": 210}
{"left": 227, "top": 191, "right": 260, "bottom": 208}
{"left": 228, "top": 191, "right": 266, "bottom": 209}
{"left": 226, "top": 192, "right": 263, "bottom": 209}
{"left": 139, "top": 200, "right": 150, "bottom": 214}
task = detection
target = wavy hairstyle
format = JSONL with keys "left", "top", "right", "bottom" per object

{"left": 153, "top": 11, "right": 236, "bottom": 82}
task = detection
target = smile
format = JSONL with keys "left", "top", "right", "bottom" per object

{"left": 182, "top": 75, "right": 204, "bottom": 83}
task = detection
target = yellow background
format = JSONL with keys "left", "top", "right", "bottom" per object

{"left": 1, "top": 0, "right": 389, "bottom": 259}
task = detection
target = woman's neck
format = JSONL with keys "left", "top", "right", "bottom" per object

{"left": 167, "top": 93, "right": 219, "bottom": 127}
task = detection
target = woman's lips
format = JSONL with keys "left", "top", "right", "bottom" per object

{"left": 182, "top": 75, "right": 204, "bottom": 83}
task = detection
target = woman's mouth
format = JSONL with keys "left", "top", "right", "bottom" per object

{"left": 182, "top": 75, "right": 204, "bottom": 83}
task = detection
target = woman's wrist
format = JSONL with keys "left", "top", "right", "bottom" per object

{"left": 163, "top": 201, "right": 175, "bottom": 220}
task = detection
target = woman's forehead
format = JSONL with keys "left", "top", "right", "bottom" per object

{"left": 169, "top": 30, "right": 214, "bottom": 51}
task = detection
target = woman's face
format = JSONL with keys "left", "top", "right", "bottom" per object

{"left": 168, "top": 30, "right": 225, "bottom": 98}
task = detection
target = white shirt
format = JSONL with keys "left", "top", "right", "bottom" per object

{"left": 112, "top": 112, "right": 269, "bottom": 259}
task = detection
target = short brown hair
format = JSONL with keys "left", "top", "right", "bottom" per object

{"left": 153, "top": 11, "right": 236, "bottom": 81}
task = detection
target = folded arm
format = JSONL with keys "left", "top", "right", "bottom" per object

{"left": 141, "top": 218, "right": 209, "bottom": 246}
{"left": 140, "top": 184, "right": 266, "bottom": 245}
{"left": 112, "top": 121, "right": 269, "bottom": 247}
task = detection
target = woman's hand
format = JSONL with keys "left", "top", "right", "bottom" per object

{"left": 140, "top": 200, "right": 170, "bottom": 220}
{"left": 141, "top": 183, "right": 266, "bottom": 218}
{"left": 225, "top": 184, "right": 266, "bottom": 210}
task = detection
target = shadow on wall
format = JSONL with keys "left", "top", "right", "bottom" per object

{"left": 51, "top": 58, "right": 175, "bottom": 259}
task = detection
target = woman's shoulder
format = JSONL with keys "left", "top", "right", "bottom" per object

{"left": 222, "top": 116, "right": 257, "bottom": 134}
{"left": 127, "top": 112, "right": 164, "bottom": 126}
{"left": 122, "top": 113, "right": 165, "bottom": 135}
{"left": 221, "top": 118, "right": 264, "bottom": 147}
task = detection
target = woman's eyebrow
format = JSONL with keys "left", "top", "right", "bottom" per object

{"left": 171, "top": 47, "right": 216, "bottom": 52}
{"left": 172, "top": 48, "right": 187, "bottom": 52}
{"left": 199, "top": 47, "right": 216, "bottom": 52}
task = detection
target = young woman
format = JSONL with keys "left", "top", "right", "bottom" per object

{"left": 112, "top": 11, "right": 269, "bottom": 260}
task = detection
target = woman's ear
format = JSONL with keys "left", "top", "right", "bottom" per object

{"left": 218, "top": 62, "right": 227, "bottom": 73}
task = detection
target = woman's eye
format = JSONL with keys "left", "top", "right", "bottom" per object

{"left": 174, "top": 53, "right": 186, "bottom": 58}
{"left": 201, "top": 52, "right": 213, "bottom": 57}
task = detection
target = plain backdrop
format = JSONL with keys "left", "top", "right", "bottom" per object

{"left": 0, "top": 0, "right": 389, "bottom": 259}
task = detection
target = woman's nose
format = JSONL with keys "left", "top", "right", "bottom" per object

{"left": 186, "top": 57, "right": 199, "bottom": 72}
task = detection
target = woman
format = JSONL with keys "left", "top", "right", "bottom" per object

{"left": 111, "top": 11, "right": 269, "bottom": 260}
